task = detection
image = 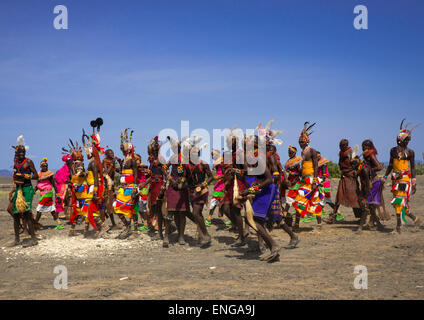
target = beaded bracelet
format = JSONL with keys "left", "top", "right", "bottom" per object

{"left": 202, "top": 180, "right": 208, "bottom": 187}
{"left": 273, "top": 172, "right": 280, "bottom": 176}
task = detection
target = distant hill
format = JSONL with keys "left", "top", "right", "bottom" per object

{"left": 0, "top": 169, "right": 13, "bottom": 177}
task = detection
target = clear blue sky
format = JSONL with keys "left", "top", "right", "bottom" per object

{"left": 1, "top": 0, "right": 423, "bottom": 171}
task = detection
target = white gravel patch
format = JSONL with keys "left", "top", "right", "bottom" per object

{"left": 2, "top": 233, "right": 160, "bottom": 259}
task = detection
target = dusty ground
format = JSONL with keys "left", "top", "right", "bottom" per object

{"left": 0, "top": 177, "right": 423, "bottom": 300}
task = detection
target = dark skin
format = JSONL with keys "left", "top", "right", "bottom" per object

{"left": 164, "top": 146, "right": 192, "bottom": 246}
{"left": 55, "top": 159, "right": 74, "bottom": 220}
{"left": 207, "top": 151, "right": 224, "bottom": 220}
{"left": 282, "top": 148, "right": 301, "bottom": 224}
{"left": 102, "top": 149, "right": 118, "bottom": 228}
{"left": 34, "top": 163, "right": 59, "bottom": 224}
{"left": 383, "top": 136, "right": 418, "bottom": 232}
{"left": 116, "top": 145, "right": 139, "bottom": 238}
{"left": 294, "top": 136, "right": 321, "bottom": 231}
{"left": 239, "top": 166, "right": 279, "bottom": 257}
{"left": 148, "top": 150, "right": 169, "bottom": 239}
{"left": 222, "top": 138, "right": 249, "bottom": 247}
{"left": 267, "top": 144, "right": 288, "bottom": 228}
{"left": 187, "top": 150, "right": 213, "bottom": 247}
{"left": 10, "top": 148, "right": 38, "bottom": 246}
{"left": 135, "top": 157, "right": 150, "bottom": 227}
{"left": 329, "top": 140, "right": 354, "bottom": 217}
{"left": 317, "top": 153, "right": 336, "bottom": 211}
{"left": 84, "top": 150, "right": 105, "bottom": 237}
{"left": 360, "top": 141, "right": 384, "bottom": 230}
{"left": 68, "top": 160, "right": 86, "bottom": 236}
{"left": 240, "top": 160, "right": 299, "bottom": 255}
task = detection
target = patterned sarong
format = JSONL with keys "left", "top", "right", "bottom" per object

{"left": 293, "top": 176, "right": 323, "bottom": 218}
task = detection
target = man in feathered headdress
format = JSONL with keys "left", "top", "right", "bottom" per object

{"left": 113, "top": 128, "right": 140, "bottom": 239}
{"left": 282, "top": 144, "right": 303, "bottom": 226}
{"left": 9, "top": 135, "right": 39, "bottom": 247}
{"left": 58, "top": 138, "right": 84, "bottom": 222}
{"left": 292, "top": 122, "right": 324, "bottom": 232}
{"left": 81, "top": 118, "right": 106, "bottom": 238}
{"left": 146, "top": 135, "right": 168, "bottom": 237}
{"left": 162, "top": 135, "right": 192, "bottom": 246}
{"left": 256, "top": 120, "right": 285, "bottom": 228}
{"left": 222, "top": 126, "right": 249, "bottom": 247}
{"left": 186, "top": 136, "right": 213, "bottom": 247}
{"left": 102, "top": 149, "right": 119, "bottom": 230}
{"left": 383, "top": 119, "right": 422, "bottom": 233}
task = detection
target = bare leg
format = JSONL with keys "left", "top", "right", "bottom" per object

{"left": 192, "top": 205, "right": 211, "bottom": 247}
{"left": 9, "top": 214, "right": 21, "bottom": 246}
{"left": 293, "top": 213, "right": 301, "bottom": 232}
{"left": 22, "top": 211, "right": 38, "bottom": 246}
{"left": 231, "top": 206, "right": 247, "bottom": 247}
{"left": 177, "top": 212, "right": 186, "bottom": 245}
{"left": 280, "top": 220, "right": 300, "bottom": 248}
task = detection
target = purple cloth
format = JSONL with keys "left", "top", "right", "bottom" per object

{"left": 367, "top": 179, "right": 382, "bottom": 205}
{"left": 246, "top": 176, "right": 277, "bottom": 221}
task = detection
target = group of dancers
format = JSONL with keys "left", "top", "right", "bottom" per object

{"left": 7, "top": 118, "right": 421, "bottom": 262}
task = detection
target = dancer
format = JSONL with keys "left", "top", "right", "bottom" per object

{"left": 135, "top": 156, "right": 150, "bottom": 231}
{"left": 34, "top": 158, "right": 61, "bottom": 230}
{"left": 353, "top": 144, "right": 385, "bottom": 233}
{"left": 222, "top": 128, "right": 249, "bottom": 247}
{"left": 113, "top": 129, "right": 139, "bottom": 239}
{"left": 316, "top": 151, "right": 336, "bottom": 213}
{"left": 54, "top": 154, "right": 73, "bottom": 220}
{"left": 62, "top": 139, "right": 86, "bottom": 236}
{"left": 357, "top": 140, "right": 387, "bottom": 231}
{"left": 103, "top": 149, "right": 119, "bottom": 229}
{"left": 292, "top": 122, "right": 323, "bottom": 232}
{"left": 147, "top": 136, "right": 168, "bottom": 237}
{"left": 81, "top": 118, "right": 106, "bottom": 238}
{"left": 206, "top": 149, "right": 227, "bottom": 226}
{"left": 163, "top": 136, "right": 191, "bottom": 246}
{"left": 187, "top": 138, "right": 213, "bottom": 247}
{"left": 9, "top": 136, "right": 39, "bottom": 247}
{"left": 245, "top": 135, "right": 299, "bottom": 252}
{"left": 69, "top": 155, "right": 88, "bottom": 236}
{"left": 325, "top": 140, "right": 361, "bottom": 224}
{"left": 383, "top": 119, "right": 421, "bottom": 233}
{"left": 282, "top": 145, "right": 302, "bottom": 226}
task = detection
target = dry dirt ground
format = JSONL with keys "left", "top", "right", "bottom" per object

{"left": 0, "top": 177, "right": 423, "bottom": 300}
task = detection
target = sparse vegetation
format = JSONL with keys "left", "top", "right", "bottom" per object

{"left": 328, "top": 161, "right": 341, "bottom": 179}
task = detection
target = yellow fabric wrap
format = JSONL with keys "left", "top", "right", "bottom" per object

{"left": 392, "top": 159, "right": 410, "bottom": 214}
{"left": 302, "top": 160, "right": 314, "bottom": 176}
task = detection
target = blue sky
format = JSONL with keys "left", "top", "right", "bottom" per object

{"left": 1, "top": 0, "right": 423, "bottom": 170}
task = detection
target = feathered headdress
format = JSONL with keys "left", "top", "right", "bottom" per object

{"left": 82, "top": 118, "right": 105, "bottom": 156}
{"left": 225, "top": 126, "right": 241, "bottom": 149}
{"left": 147, "top": 136, "right": 160, "bottom": 156}
{"left": 187, "top": 135, "right": 208, "bottom": 152}
{"left": 256, "top": 120, "right": 283, "bottom": 146}
{"left": 299, "top": 121, "right": 316, "bottom": 144}
{"left": 11, "top": 135, "right": 29, "bottom": 152}
{"left": 121, "top": 128, "right": 135, "bottom": 153}
{"left": 398, "top": 118, "right": 421, "bottom": 142}
{"left": 82, "top": 118, "right": 104, "bottom": 183}
{"left": 62, "top": 138, "right": 83, "bottom": 161}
